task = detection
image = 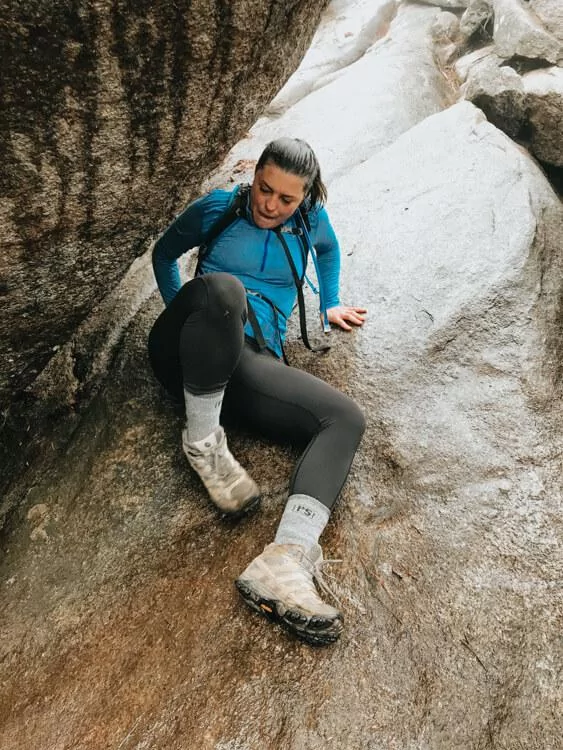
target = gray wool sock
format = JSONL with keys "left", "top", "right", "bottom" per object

{"left": 274, "top": 494, "right": 330, "bottom": 551}
{"left": 183, "top": 388, "right": 225, "bottom": 443}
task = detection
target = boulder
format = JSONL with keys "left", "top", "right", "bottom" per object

{"left": 0, "top": 0, "right": 329, "bottom": 501}
{"left": 461, "top": 54, "right": 527, "bottom": 135}
{"left": 529, "top": 0, "right": 563, "bottom": 42}
{"left": 456, "top": 46, "right": 563, "bottom": 168}
{"left": 0, "top": 0, "right": 327, "bottom": 412}
{"left": 523, "top": 66, "right": 563, "bottom": 165}
{"left": 460, "top": 0, "right": 494, "bottom": 39}
{"left": 431, "top": 11, "right": 462, "bottom": 43}
{"left": 493, "top": 0, "right": 563, "bottom": 64}
{"left": 454, "top": 43, "right": 497, "bottom": 81}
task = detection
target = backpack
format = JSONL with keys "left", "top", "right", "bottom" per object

{"left": 195, "top": 184, "right": 329, "bottom": 359}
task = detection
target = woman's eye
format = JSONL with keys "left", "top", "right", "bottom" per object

{"left": 260, "top": 185, "right": 271, "bottom": 194}
{"left": 281, "top": 197, "right": 292, "bottom": 205}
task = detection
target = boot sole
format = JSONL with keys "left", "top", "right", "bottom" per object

{"left": 217, "top": 493, "right": 261, "bottom": 521}
{"left": 235, "top": 579, "right": 343, "bottom": 647}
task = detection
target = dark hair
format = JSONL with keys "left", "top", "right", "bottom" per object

{"left": 255, "top": 137, "right": 327, "bottom": 207}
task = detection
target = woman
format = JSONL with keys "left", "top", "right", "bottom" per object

{"left": 149, "top": 138, "right": 366, "bottom": 646}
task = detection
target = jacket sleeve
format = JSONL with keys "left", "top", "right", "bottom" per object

{"left": 152, "top": 195, "right": 208, "bottom": 306}
{"left": 311, "top": 207, "right": 341, "bottom": 309}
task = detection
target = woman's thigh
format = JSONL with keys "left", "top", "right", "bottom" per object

{"left": 225, "top": 344, "right": 364, "bottom": 447}
{"left": 224, "top": 345, "right": 365, "bottom": 505}
{"left": 148, "top": 273, "right": 247, "bottom": 399}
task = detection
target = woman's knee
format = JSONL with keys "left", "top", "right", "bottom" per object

{"left": 202, "top": 272, "right": 247, "bottom": 319}
{"left": 330, "top": 394, "right": 366, "bottom": 444}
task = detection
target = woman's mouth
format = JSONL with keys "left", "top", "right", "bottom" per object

{"left": 254, "top": 208, "right": 277, "bottom": 224}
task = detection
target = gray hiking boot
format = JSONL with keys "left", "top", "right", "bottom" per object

{"left": 182, "top": 426, "right": 260, "bottom": 517}
{"left": 236, "top": 542, "right": 343, "bottom": 645}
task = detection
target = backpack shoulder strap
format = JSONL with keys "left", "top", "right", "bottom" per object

{"left": 194, "top": 184, "right": 250, "bottom": 276}
{"left": 273, "top": 226, "right": 330, "bottom": 355}
{"left": 298, "top": 203, "right": 311, "bottom": 233}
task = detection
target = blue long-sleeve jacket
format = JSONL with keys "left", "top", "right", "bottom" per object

{"left": 152, "top": 186, "right": 341, "bottom": 357}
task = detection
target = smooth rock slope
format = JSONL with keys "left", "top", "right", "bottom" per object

{"left": 0, "top": 2, "right": 561, "bottom": 749}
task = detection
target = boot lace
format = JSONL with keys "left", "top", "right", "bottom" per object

{"left": 213, "top": 437, "right": 242, "bottom": 482}
{"left": 312, "top": 555, "right": 366, "bottom": 614}
{"left": 312, "top": 557, "right": 343, "bottom": 604}
{"left": 187, "top": 432, "right": 242, "bottom": 487}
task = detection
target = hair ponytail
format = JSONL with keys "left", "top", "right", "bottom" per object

{"left": 307, "top": 167, "right": 327, "bottom": 208}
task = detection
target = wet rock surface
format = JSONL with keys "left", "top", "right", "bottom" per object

{"left": 1, "top": 1, "right": 562, "bottom": 749}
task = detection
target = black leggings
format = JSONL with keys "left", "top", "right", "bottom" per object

{"left": 148, "top": 273, "right": 365, "bottom": 509}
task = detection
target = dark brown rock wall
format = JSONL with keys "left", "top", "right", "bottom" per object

{"left": 0, "top": 0, "right": 327, "bottom": 404}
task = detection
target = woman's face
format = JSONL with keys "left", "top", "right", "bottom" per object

{"left": 250, "top": 162, "right": 307, "bottom": 229}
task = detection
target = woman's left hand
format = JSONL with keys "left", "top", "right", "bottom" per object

{"left": 326, "top": 305, "right": 367, "bottom": 332}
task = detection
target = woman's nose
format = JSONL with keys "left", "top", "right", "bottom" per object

{"left": 265, "top": 196, "right": 277, "bottom": 213}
